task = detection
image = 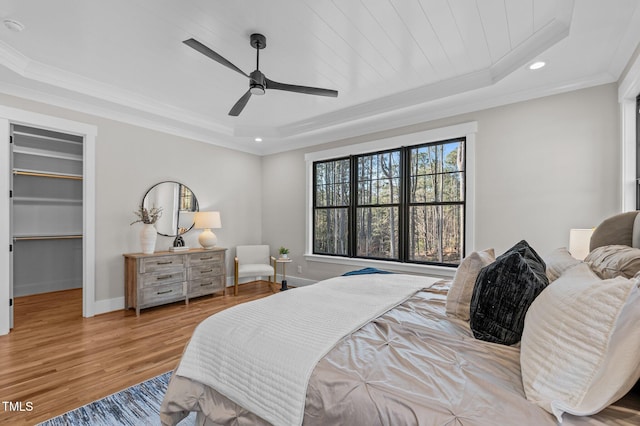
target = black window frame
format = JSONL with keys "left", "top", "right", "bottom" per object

{"left": 312, "top": 137, "right": 466, "bottom": 267}
{"left": 312, "top": 156, "right": 351, "bottom": 257}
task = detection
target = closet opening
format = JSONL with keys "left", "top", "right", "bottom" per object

{"left": 11, "top": 124, "right": 84, "bottom": 326}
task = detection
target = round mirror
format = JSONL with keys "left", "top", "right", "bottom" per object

{"left": 142, "top": 181, "right": 199, "bottom": 237}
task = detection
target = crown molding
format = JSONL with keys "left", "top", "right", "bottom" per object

{"left": 262, "top": 72, "right": 616, "bottom": 156}
{"left": 0, "top": 68, "right": 614, "bottom": 158}
{"left": 0, "top": 80, "right": 263, "bottom": 155}
{"left": 0, "top": 41, "right": 234, "bottom": 136}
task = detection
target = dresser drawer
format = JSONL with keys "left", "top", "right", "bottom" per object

{"left": 188, "top": 263, "right": 224, "bottom": 280}
{"left": 140, "top": 255, "right": 185, "bottom": 273}
{"left": 188, "top": 251, "right": 224, "bottom": 267}
{"left": 140, "top": 269, "right": 186, "bottom": 288}
{"left": 139, "top": 282, "right": 185, "bottom": 306}
{"left": 188, "top": 276, "right": 225, "bottom": 298}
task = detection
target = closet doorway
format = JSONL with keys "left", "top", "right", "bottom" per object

{"left": 0, "top": 106, "right": 96, "bottom": 334}
{"left": 11, "top": 125, "right": 83, "bottom": 321}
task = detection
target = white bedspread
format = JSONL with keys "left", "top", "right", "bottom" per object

{"left": 175, "top": 273, "right": 436, "bottom": 426}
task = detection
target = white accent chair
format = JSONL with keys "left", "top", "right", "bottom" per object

{"left": 234, "top": 245, "right": 276, "bottom": 296}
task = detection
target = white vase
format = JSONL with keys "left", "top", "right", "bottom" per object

{"left": 140, "top": 223, "right": 157, "bottom": 254}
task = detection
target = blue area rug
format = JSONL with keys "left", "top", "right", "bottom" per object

{"left": 38, "top": 371, "right": 194, "bottom": 425}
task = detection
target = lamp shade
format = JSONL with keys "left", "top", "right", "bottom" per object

{"left": 569, "top": 228, "right": 594, "bottom": 260}
{"left": 194, "top": 211, "right": 221, "bottom": 229}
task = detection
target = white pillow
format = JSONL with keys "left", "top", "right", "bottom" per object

{"left": 520, "top": 263, "right": 640, "bottom": 422}
{"left": 445, "top": 248, "right": 495, "bottom": 321}
{"left": 542, "top": 247, "right": 582, "bottom": 282}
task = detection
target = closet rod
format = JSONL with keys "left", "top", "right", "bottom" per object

{"left": 13, "top": 170, "right": 83, "bottom": 180}
{"left": 14, "top": 235, "right": 83, "bottom": 241}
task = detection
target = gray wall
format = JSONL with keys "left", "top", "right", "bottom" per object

{"left": 261, "top": 84, "right": 621, "bottom": 282}
{"left": 0, "top": 83, "right": 622, "bottom": 304}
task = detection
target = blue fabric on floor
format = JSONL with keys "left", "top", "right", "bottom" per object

{"left": 342, "top": 267, "right": 393, "bottom": 276}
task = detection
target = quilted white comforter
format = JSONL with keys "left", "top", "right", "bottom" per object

{"left": 175, "top": 273, "right": 435, "bottom": 426}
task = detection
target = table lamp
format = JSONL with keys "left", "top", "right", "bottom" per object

{"left": 569, "top": 228, "right": 594, "bottom": 260}
{"left": 194, "top": 211, "right": 221, "bottom": 249}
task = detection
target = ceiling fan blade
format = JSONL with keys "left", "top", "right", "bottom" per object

{"left": 265, "top": 78, "right": 338, "bottom": 97}
{"left": 183, "top": 38, "right": 249, "bottom": 78}
{"left": 229, "top": 90, "right": 252, "bottom": 116}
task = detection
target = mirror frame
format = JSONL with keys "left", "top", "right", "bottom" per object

{"left": 142, "top": 181, "right": 199, "bottom": 237}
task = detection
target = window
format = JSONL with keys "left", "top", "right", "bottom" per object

{"left": 312, "top": 138, "right": 466, "bottom": 267}
{"left": 313, "top": 158, "right": 350, "bottom": 256}
{"left": 408, "top": 142, "right": 465, "bottom": 264}
{"left": 356, "top": 150, "right": 401, "bottom": 259}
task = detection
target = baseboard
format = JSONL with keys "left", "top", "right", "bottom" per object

{"left": 277, "top": 275, "right": 317, "bottom": 287}
{"left": 94, "top": 296, "right": 125, "bottom": 315}
{"left": 13, "top": 279, "right": 82, "bottom": 297}
{"left": 224, "top": 275, "right": 317, "bottom": 288}
{"left": 94, "top": 276, "right": 317, "bottom": 315}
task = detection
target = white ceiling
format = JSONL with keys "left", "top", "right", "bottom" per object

{"left": 0, "top": 0, "right": 638, "bottom": 155}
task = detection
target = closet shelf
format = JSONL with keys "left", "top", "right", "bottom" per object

{"left": 13, "top": 234, "right": 83, "bottom": 241}
{"left": 12, "top": 196, "right": 82, "bottom": 205}
{"left": 13, "top": 130, "right": 83, "bottom": 145}
{"left": 13, "top": 169, "right": 83, "bottom": 180}
{"left": 13, "top": 146, "right": 82, "bottom": 162}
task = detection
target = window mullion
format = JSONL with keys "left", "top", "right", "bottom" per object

{"left": 349, "top": 155, "right": 357, "bottom": 258}
{"left": 399, "top": 146, "right": 408, "bottom": 262}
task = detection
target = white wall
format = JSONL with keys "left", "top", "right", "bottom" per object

{"left": 261, "top": 84, "right": 621, "bottom": 282}
{"left": 0, "top": 93, "right": 262, "bottom": 304}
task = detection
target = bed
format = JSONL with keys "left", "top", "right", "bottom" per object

{"left": 161, "top": 212, "right": 640, "bottom": 425}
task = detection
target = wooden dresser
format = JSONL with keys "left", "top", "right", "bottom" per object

{"left": 124, "top": 247, "right": 226, "bottom": 315}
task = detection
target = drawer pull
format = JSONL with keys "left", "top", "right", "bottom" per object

{"left": 200, "top": 269, "right": 213, "bottom": 273}
{"left": 157, "top": 289, "right": 173, "bottom": 295}
{"left": 157, "top": 261, "right": 173, "bottom": 265}
{"left": 200, "top": 256, "right": 214, "bottom": 260}
{"left": 157, "top": 274, "right": 173, "bottom": 280}
{"left": 201, "top": 282, "right": 213, "bottom": 287}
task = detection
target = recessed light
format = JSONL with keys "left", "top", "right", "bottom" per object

{"left": 254, "top": 137, "right": 263, "bottom": 143}
{"left": 529, "top": 61, "right": 546, "bottom": 70}
{"left": 3, "top": 18, "right": 25, "bottom": 32}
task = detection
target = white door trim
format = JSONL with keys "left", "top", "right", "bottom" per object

{"left": 618, "top": 51, "right": 640, "bottom": 212}
{"left": 0, "top": 105, "right": 96, "bottom": 335}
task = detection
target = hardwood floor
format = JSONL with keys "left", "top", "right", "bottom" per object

{"left": 0, "top": 281, "right": 278, "bottom": 425}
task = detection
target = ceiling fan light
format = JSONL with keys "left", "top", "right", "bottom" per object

{"left": 250, "top": 84, "right": 265, "bottom": 95}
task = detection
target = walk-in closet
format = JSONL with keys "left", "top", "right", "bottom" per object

{"left": 11, "top": 124, "right": 83, "bottom": 300}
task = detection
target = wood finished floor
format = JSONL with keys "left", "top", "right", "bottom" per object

{"left": 0, "top": 281, "right": 278, "bottom": 425}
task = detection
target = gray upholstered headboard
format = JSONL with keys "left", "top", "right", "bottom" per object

{"left": 589, "top": 211, "right": 640, "bottom": 251}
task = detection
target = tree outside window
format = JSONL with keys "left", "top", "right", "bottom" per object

{"left": 313, "top": 138, "right": 465, "bottom": 266}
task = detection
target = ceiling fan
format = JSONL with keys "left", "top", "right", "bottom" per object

{"left": 183, "top": 33, "right": 339, "bottom": 116}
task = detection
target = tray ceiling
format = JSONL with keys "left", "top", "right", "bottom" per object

{"left": 0, "top": 0, "right": 638, "bottom": 154}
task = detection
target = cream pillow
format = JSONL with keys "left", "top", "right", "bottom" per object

{"left": 585, "top": 244, "right": 640, "bottom": 279}
{"left": 543, "top": 247, "right": 582, "bottom": 282}
{"left": 445, "top": 248, "right": 495, "bottom": 321}
{"left": 520, "top": 263, "right": 640, "bottom": 422}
